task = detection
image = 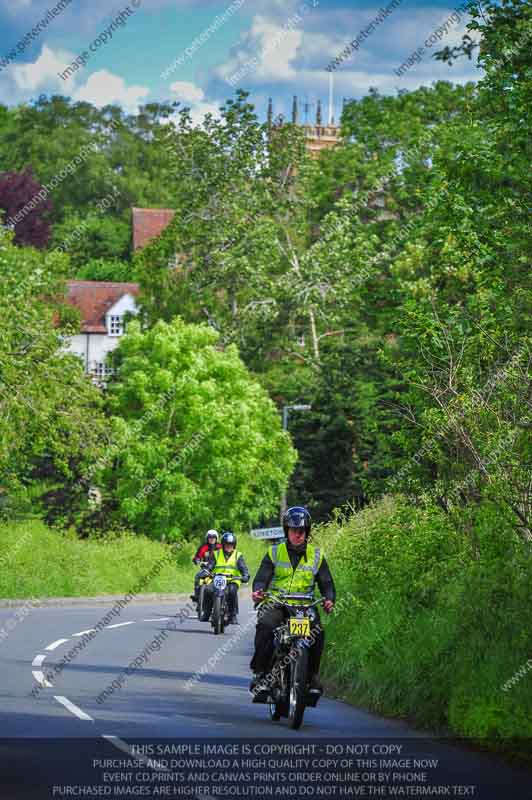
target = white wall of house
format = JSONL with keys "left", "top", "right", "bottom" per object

{"left": 64, "top": 293, "right": 138, "bottom": 380}
{"left": 65, "top": 333, "right": 122, "bottom": 375}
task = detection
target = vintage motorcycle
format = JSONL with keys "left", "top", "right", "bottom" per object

{"left": 252, "top": 591, "right": 324, "bottom": 729}
{"left": 198, "top": 568, "right": 238, "bottom": 634}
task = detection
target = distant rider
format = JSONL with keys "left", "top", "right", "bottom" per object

{"left": 201, "top": 532, "right": 249, "bottom": 625}
{"left": 250, "top": 506, "right": 335, "bottom": 692}
{"left": 190, "top": 529, "right": 221, "bottom": 604}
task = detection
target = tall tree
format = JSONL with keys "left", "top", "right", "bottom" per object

{"left": 0, "top": 228, "right": 110, "bottom": 503}
{"left": 0, "top": 168, "right": 53, "bottom": 248}
{"left": 105, "top": 317, "right": 297, "bottom": 540}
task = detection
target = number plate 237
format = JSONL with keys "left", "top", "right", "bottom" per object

{"left": 289, "top": 617, "right": 311, "bottom": 636}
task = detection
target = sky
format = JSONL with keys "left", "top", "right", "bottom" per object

{"left": 0, "top": 0, "right": 482, "bottom": 123}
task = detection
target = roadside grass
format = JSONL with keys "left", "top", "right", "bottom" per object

{"left": 0, "top": 519, "right": 269, "bottom": 600}
{"left": 315, "top": 496, "right": 532, "bottom": 757}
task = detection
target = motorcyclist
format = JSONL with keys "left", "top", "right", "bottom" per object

{"left": 201, "top": 532, "right": 250, "bottom": 625}
{"left": 250, "top": 506, "right": 335, "bottom": 693}
{"left": 190, "top": 529, "right": 221, "bottom": 604}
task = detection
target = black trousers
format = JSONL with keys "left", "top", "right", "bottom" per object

{"left": 193, "top": 569, "right": 209, "bottom": 596}
{"left": 203, "top": 582, "right": 239, "bottom": 618}
{"left": 250, "top": 606, "right": 324, "bottom": 676}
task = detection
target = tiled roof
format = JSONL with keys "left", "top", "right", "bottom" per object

{"left": 132, "top": 207, "right": 175, "bottom": 251}
{"left": 66, "top": 280, "right": 139, "bottom": 333}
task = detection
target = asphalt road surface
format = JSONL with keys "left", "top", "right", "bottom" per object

{"left": 1, "top": 597, "right": 531, "bottom": 799}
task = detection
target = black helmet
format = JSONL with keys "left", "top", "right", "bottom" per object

{"left": 283, "top": 506, "right": 311, "bottom": 538}
{"left": 221, "top": 531, "right": 237, "bottom": 547}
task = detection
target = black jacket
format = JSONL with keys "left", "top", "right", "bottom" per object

{"left": 252, "top": 539, "right": 336, "bottom": 602}
{"left": 205, "top": 549, "right": 250, "bottom": 583}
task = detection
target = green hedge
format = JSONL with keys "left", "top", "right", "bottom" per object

{"left": 315, "top": 497, "right": 532, "bottom": 755}
{"left": 0, "top": 520, "right": 268, "bottom": 599}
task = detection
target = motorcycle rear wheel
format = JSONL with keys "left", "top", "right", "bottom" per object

{"left": 197, "top": 585, "right": 206, "bottom": 620}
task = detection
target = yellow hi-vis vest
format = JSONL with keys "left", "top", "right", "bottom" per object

{"left": 212, "top": 548, "right": 243, "bottom": 581}
{"left": 268, "top": 541, "right": 323, "bottom": 602}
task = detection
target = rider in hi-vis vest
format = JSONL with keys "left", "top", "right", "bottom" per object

{"left": 250, "top": 506, "right": 336, "bottom": 692}
{"left": 268, "top": 540, "right": 323, "bottom": 602}
{"left": 201, "top": 532, "right": 250, "bottom": 625}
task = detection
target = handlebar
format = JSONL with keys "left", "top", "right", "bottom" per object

{"left": 201, "top": 567, "right": 243, "bottom": 580}
{"left": 260, "top": 591, "right": 325, "bottom": 610}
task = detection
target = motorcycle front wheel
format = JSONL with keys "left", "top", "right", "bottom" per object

{"left": 288, "top": 646, "right": 308, "bottom": 730}
{"left": 212, "top": 595, "right": 224, "bottom": 635}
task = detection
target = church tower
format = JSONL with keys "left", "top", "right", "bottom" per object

{"left": 267, "top": 94, "right": 341, "bottom": 157}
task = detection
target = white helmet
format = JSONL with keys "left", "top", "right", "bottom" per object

{"left": 205, "top": 529, "right": 219, "bottom": 542}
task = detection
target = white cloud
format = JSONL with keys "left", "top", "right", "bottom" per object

{"left": 216, "top": 12, "right": 305, "bottom": 85}
{"left": 167, "top": 78, "right": 221, "bottom": 125}
{"left": 73, "top": 70, "right": 150, "bottom": 112}
{"left": 4, "top": 44, "right": 151, "bottom": 112}
{"left": 11, "top": 44, "right": 75, "bottom": 90}
{"left": 169, "top": 80, "right": 205, "bottom": 103}
{"left": 187, "top": 100, "right": 222, "bottom": 125}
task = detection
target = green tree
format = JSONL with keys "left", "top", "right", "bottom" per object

{"left": 136, "top": 92, "right": 375, "bottom": 368}
{"left": 105, "top": 317, "right": 297, "bottom": 540}
{"left": 0, "top": 228, "right": 110, "bottom": 504}
{"left": 51, "top": 213, "right": 131, "bottom": 268}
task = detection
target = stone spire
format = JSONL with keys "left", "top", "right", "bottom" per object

{"left": 291, "top": 95, "right": 298, "bottom": 124}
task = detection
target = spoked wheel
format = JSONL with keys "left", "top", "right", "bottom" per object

{"left": 212, "top": 596, "right": 223, "bottom": 634}
{"left": 197, "top": 585, "right": 206, "bottom": 620}
{"left": 220, "top": 599, "right": 226, "bottom": 634}
{"left": 288, "top": 647, "right": 308, "bottom": 730}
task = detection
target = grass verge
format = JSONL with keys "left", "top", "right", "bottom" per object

{"left": 0, "top": 519, "right": 268, "bottom": 599}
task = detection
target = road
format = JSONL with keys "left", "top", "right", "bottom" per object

{"left": 0, "top": 597, "right": 531, "bottom": 799}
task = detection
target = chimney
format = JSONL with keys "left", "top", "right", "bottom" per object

{"left": 292, "top": 95, "right": 298, "bottom": 124}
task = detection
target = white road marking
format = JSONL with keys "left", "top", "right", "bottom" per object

{"left": 72, "top": 628, "right": 96, "bottom": 637}
{"left": 102, "top": 735, "right": 169, "bottom": 771}
{"left": 32, "top": 670, "right": 52, "bottom": 688}
{"left": 143, "top": 617, "right": 171, "bottom": 622}
{"left": 45, "top": 638, "right": 69, "bottom": 651}
{"left": 54, "top": 695, "right": 93, "bottom": 721}
{"left": 32, "top": 654, "right": 46, "bottom": 667}
{"left": 105, "top": 621, "right": 135, "bottom": 629}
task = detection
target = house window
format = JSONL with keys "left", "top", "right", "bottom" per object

{"left": 167, "top": 253, "right": 180, "bottom": 269}
{"left": 109, "top": 315, "right": 123, "bottom": 336}
{"left": 90, "top": 362, "right": 115, "bottom": 381}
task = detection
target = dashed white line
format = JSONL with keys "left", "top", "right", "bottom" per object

{"left": 143, "top": 617, "right": 171, "bottom": 622}
{"left": 32, "top": 670, "right": 52, "bottom": 688}
{"left": 102, "top": 735, "right": 169, "bottom": 771}
{"left": 32, "top": 654, "right": 46, "bottom": 668}
{"left": 45, "top": 638, "right": 70, "bottom": 651}
{"left": 54, "top": 695, "right": 94, "bottom": 721}
{"left": 72, "top": 628, "right": 97, "bottom": 637}
{"left": 105, "top": 621, "right": 135, "bottom": 629}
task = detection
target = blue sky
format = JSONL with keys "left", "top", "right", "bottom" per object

{"left": 0, "top": 0, "right": 481, "bottom": 122}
